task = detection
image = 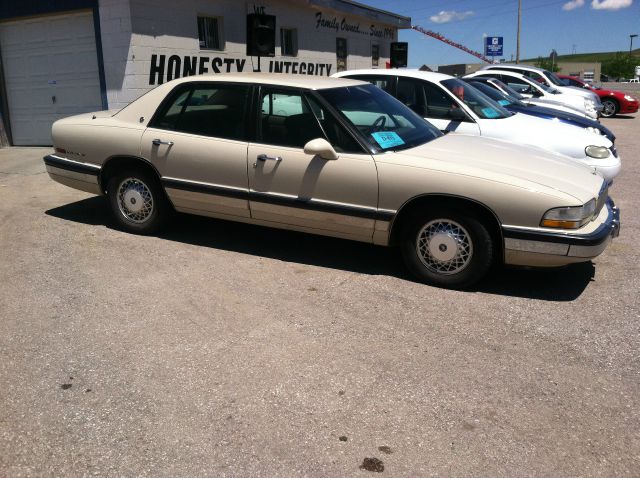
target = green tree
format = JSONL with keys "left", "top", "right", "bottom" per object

{"left": 602, "top": 52, "right": 636, "bottom": 80}
{"left": 534, "top": 57, "right": 560, "bottom": 72}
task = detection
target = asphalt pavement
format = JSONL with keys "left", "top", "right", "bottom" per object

{"left": 1, "top": 114, "right": 639, "bottom": 476}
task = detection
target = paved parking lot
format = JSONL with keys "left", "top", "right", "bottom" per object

{"left": 1, "top": 112, "right": 639, "bottom": 476}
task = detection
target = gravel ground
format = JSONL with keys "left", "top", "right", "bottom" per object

{"left": 1, "top": 113, "right": 638, "bottom": 476}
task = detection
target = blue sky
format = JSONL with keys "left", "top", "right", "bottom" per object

{"left": 365, "top": 0, "right": 640, "bottom": 67}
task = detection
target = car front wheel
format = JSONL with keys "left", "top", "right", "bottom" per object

{"left": 400, "top": 209, "right": 494, "bottom": 289}
{"left": 107, "top": 170, "right": 167, "bottom": 234}
{"left": 601, "top": 98, "right": 619, "bottom": 118}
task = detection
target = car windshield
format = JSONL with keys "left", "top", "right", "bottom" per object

{"left": 317, "top": 84, "right": 442, "bottom": 153}
{"left": 441, "top": 78, "right": 511, "bottom": 119}
{"left": 493, "top": 79, "right": 526, "bottom": 100}
{"left": 468, "top": 81, "right": 525, "bottom": 107}
{"left": 536, "top": 81, "right": 559, "bottom": 94}
{"left": 546, "top": 71, "right": 565, "bottom": 86}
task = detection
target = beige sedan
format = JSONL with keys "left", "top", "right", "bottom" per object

{"left": 44, "top": 73, "right": 620, "bottom": 289}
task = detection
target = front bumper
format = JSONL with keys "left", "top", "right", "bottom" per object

{"left": 502, "top": 198, "right": 620, "bottom": 267}
{"left": 620, "top": 100, "right": 639, "bottom": 114}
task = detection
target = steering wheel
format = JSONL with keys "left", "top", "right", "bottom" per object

{"left": 366, "top": 115, "right": 387, "bottom": 135}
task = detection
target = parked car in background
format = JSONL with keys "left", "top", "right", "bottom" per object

{"left": 558, "top": 74, "right": 639, "bottom": 117}
{"left": 43, "top": 73, "right": 620, "bottom": 289}
{"left": 464, "top": 78, "right": 615, "bottom": 142}
{"left": 465, "top": 70, "right": 599, "bottom": 120}
{"left": 480, "top": 64, "right": 602, "bottom": 111}
{"left": 465, "top": 75, "right": 593, "bottom": 118}
{"left": 334, "top": 69, "right": 620, "bottom": 181}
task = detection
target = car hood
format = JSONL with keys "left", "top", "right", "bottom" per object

{"left": 526, "top": 97, "right": 587, "bottom": 114}
{"left": 487, "top": 112, "right": 612, "bottom": 147}
{"left": 558, "top": 85, "right": 600, "bottom": 102}
{"left": 389, "top": 134, "right": 603, "bottom": 203}
{"left": 514, "top": 104, "right": 615, "bottom": 141}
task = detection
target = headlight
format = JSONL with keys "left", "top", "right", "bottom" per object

{"left": 541, "top": 199, "right": 596, "bottom": 229}
{"left": 586, "top": 127, "right": 602, "bottom": 135}
{"left": 585, "top": 145, "right": 610, "bottom": 159}
{"left": 584, "top": 98, "right": 596, "bottom": 112}
{"left": 624, "top": 94, "right": 636, "bottom": 101}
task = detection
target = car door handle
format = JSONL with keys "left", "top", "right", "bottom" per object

{"left": 257, "top": 154, "right": 282, "bottom": 162}
{"left": 152, "top": 139, "right": 174, "bottom": 146}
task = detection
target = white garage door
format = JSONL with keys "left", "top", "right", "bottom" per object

{"left": 0, "top": 11, "right": 103, "bottom": 145}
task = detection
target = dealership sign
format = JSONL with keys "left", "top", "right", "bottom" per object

{"left": 484, "top": 36, "right": 503, "bottom": 57}
{"left": 149, "top": 54, "right": 333, "bottom": 85}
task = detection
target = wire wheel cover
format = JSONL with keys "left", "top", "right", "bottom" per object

{"left": 117, "top": 178, "right": 154, "bottom": 223}
{"left": 416, "top": 219, "right": 474, "bottom": 274}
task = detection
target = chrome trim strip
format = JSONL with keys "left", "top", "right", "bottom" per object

{"left": 162, "top": 177, "right": 248, "bottom": 200}
{"left": 250, "top": 190, "right": 393, "bottom": 221}
{"left": 43, "top": 154, "right": 101, "bottom": 176}
{"left": 504, "top": 238, "right": 569, "bottom": 255}
{"left": 161, "top": 177, "right": 396, "bottom": 221}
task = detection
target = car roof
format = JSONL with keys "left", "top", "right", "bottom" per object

{"left": 466, "top": 70, "right": 530, "bottom": 81}
{"left": 333, "top": 69, "right": 455, "bottom": 83}
{"left": 163, "top": 72, "right": 367, "bottom": 90}
{"left": 481, "top": 63, "right": 546, "bottom": 73}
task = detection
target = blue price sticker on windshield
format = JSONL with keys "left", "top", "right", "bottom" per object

{"left": 498, "top": 100, "right": 510, "bottom": 106}
{"left": 371, "top": 131, "right": 405, "bottom": 149}
{"left": 481, "top": 107, "right": 501, "bottom": 118}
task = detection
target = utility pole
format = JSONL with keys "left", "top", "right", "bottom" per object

{"left": 630, "top": 34, "right": 638, "bottom": 54}
{"left": 516, "top": 0, "right": 522, "bottom": 63}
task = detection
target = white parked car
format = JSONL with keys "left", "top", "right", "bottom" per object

{"left": 333, "top": 69, "right": 620, "bottom": 181}
{"left": 480, "top": 64, "right": 602, "bottom": 112}
{"left": 463, "top": 74, "right": 593, "bottom": 119}
{"left": 465, "top": 70, "right": 598, "bottom": 120}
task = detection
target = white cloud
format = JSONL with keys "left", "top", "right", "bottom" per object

{"left": 429, "top": 10, "right": 475, "bottom": 24}
{"left": 562, "top": 0, "right": 585, "bottom": 10}
{"left": 591, "top": 0, "right": 633, "bottom": 10}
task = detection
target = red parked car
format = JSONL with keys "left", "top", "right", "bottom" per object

{"left": 558, "top": 74, "right": 639, "bottom": 118}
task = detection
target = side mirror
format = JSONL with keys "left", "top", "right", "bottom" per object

{"left": 448, "top": 107, "right": 466, "bottom": 121}
{"left": 303, "top": 138, "right": 339, "bottom": 160}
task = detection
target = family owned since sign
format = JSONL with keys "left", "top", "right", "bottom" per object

{"left": 149, "top": 54, "right": 333, "bottom": 85}
{"left": 314, "top": 12, "right": 394, "bottom": 39}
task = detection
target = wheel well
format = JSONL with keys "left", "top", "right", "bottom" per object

{"left": 99, "top": 156, "right": 161, "bottom": 193}
{"left": 388, "top": 195, "right": 504, "bottom": 261}
{"left": 602, "top": 97, "right": 619, "bottom": 106}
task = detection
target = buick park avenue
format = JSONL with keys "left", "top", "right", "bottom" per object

{"left": 44, "top": 74, "right": 620, "bottom": 289}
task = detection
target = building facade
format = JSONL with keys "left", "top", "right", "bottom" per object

{"left": 0, "top": 0, "right": 409, "bottom": 145}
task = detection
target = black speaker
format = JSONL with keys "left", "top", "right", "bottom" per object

{"left": 390, "top": 42, "right": 408, "bottom": 68}
{"left": 246, "top": 14, "right": 276, "bottom": 57}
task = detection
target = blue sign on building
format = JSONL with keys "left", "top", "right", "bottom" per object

{"left": 484, "top": 36, "right": 503, "bottom": 57}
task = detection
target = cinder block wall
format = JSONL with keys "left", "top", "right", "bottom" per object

{"left": 99, "top": 0, "right": 398, "bottom": 110}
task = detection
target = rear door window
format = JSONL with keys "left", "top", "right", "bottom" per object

{"left": 150, "top": 83, "right": 250, "bottom": 140}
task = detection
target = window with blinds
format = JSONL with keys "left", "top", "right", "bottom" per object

{"left": 198, "top": 16, "right": 222, "bottom": 50}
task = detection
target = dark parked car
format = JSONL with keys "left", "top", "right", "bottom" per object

{"left": 465, "top": 77, "right": 615, "bottom": 143}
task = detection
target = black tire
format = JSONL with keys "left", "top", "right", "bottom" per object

{"left": 107, "top": 169, "right": 168, "bottom": 234}
{"left": 600, "top": 98, "right": 619, "bottom": 118}
{"left": 399, "top": 208, "right": 494, "bottom": 289}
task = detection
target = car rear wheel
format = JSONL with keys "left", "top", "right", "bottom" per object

{"left": 400, "top": 208, "right": 494, "bottom": 289}
{"left": 107, "top": 169, "right": 167, "bottom": 234}
{"left": 601, "top": 98, "right": 619, "bottom": 118}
